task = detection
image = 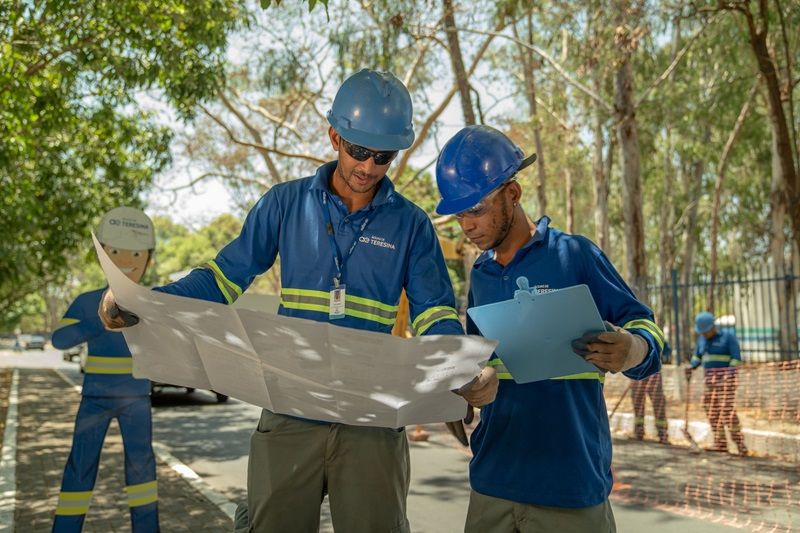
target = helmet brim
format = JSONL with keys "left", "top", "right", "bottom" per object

{"left": 328, "top": 115, "right": 414, "bottom": 151}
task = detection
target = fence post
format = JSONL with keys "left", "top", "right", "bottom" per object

{"left": 672, "top": 268, "right": 681, "bottom": 365}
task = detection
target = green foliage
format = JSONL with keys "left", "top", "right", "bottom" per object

{"left": 0, "top": 0, "right": 247, "bottom": 319}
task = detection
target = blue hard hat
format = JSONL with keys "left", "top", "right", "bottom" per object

{"left": 327, "top": 69, "right": 414, "bottom": 151}
{"left": 694, "top": 311, "right": 716, "bottom": 334}
{"left": 435, "top": 125, "right": 537, "bottom": 215}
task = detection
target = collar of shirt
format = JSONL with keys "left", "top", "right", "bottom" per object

{"left": 474, "top": 215, "right": 551, "bottom": 268}
{"left": 308, "top": 160, "right": 396, "bottom": 208}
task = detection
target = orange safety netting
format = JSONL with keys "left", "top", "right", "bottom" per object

{"left": 605, "top": 361, "right": 800, "bottom": 532}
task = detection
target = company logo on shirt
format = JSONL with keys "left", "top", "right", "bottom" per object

{"left": 534, "top": 284, "right": 556, "bottom": 294}
{"left": 359, "top": 234, "right": 396, "bottom": 250}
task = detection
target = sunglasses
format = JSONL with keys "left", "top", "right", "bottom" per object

{"left": 341, "top": 138, "right": 398, "bottom": 166}
{"left": 455, "top": 181, "right": 512, "bottom": 219}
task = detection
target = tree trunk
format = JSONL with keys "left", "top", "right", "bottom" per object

{"left": 614, "top": 29, "right": 647, "bottom": 296}
{"left": 515, "top": 15, "right": 547, "bottom": 215}
{"left": 770, "top": 125, "right": 798, "bottom": 360}
{"left": 680, "top": 156, "right": 705, "bottom": 352}
{"left": 443, "top": 0, "right": 475, "bottom": 126}
{"left": 565, "top": 167, "right": 574, "bottom": 233}
{"left": 743, "top": 10, "right": 800, "bottom": 266}
{"left": 707, "top": 81, "right": 758, "bottom": 311}
{"left": 592, "top": 71, "right": 610, "bottom": 251}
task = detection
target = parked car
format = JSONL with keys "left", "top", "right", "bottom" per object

{"left": 151, "top": 382, "right": 229, "bottom": 403}
{"left": 25, "top": 335, "right": 46, "bottom": 350}
{"left": 63, "top": 343, "right": 86, "bottom": 362}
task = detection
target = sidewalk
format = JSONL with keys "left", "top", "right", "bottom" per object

{"left": 6, "top": 368, "right": 232, "bottom": 532}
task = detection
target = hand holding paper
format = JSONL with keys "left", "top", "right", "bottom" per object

{"left": 99, "top": 288, "right": 140, "bottom": 330}
{"left": 456, "top": 366, "right": 498, "bottom": 407}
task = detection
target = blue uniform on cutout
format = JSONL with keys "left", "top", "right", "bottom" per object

{"left": 51, "top": 290, "right": 158, "bottom": 533}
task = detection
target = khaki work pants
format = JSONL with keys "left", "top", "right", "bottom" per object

{"left": 233, "top": 409, "right": 411, "bottom": 533}
{"left": 464, "top": 490, "right": 616, "bottom": 533}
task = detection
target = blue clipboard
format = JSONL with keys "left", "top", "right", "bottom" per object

{"left": 467, "top": 280, "right": 605, "bottom": 384}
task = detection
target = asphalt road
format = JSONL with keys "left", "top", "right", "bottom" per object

{"left": 2, "top": 348, "right": 743, "bottom": 532}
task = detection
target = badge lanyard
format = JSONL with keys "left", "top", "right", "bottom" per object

{"left": 320, "top": 192, "right": 372, "bottom": 319}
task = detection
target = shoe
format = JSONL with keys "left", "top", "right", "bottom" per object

{"left": 706, "top": 445, "right": 729, "bottom": 453}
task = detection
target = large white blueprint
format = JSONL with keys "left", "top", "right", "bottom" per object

{"left": 93, "top": 235, "right": 497, "bottom": 427}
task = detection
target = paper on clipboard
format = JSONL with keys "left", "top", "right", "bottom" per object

{"left": 467, "top": 282, "right": 604, "bottom": 384}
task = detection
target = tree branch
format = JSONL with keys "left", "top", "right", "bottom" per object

{"left": 456, "top": 25, "right": 614, "bottom": 113}
{"left": 393, "top": 16, "right": 515, "bottom": 181}
{"left": 163, "top": 171, "right": 272, "bottom": 192}
{"left": 635, "top": 14, "right": 717, "bottom": 107}
{"left": 201, "top": 104, "right": 326, "bottom": 166}
{"left": 219, "top": 91, "right": 283, "bottom": 184}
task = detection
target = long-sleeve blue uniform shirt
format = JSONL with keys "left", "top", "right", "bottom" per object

{"left": 466, "top": 217, "right": 663, "bottom": 508}
{"left": 52, "top": 288, "right": 150, "bottom": 397}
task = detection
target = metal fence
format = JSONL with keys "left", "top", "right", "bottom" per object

{"left": 646, "top": 264, "right": 800, "bottom": 364}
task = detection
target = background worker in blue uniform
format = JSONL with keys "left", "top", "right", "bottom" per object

{"left": 630, "top": 341, "right": 670, "bottom": 443}
{"left": 686, "top": 311, "right": 748, "bottom": 455}
{"left": 435, "top": 125, "right": 664, "bottom": 533}
{"left": 51, "top": 207, "right": 159, "bottom": 533}
{"left": 99, "top": 69, "right": 498, "bottom": 533}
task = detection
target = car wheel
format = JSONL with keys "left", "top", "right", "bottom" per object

{"left": 215, "top": 392, "right": 229, "bottom": 403}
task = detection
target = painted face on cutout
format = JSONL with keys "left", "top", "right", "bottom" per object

{"left": 102, "top": 245, "right": 150, "bottom": 283}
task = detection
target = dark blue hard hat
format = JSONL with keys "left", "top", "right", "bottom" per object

{"left": 327, "top": 69, "right": 414, "bottom": 151}
{"left": 435, "top": 125, "right": 536, "bottom": 215}
{"left": 694, "top": 312, "right": 715, "bottom": 334}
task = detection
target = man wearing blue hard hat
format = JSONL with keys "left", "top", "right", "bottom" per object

{"left": 435, "top": 125, "right": 665, "bottom": 532}
{"left": 686, "top": 311, "right": 748, "bottom": 455}
{"left": 100, "top": 69, "right": 497, "bottom": 533}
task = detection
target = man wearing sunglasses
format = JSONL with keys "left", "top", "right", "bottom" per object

{"left": 435, "top": 125, "right": 665, "bottom": 532}
{"left": 100, "top": 69, "right": 497, "bottom": 532}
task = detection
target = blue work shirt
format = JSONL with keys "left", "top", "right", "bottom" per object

{"left": 467, "top": 217, "right": 663, "bottom": 508}
{"left": 691, "top": 331, "right": 741, "bottom": 374}
{"left": 156, "top": 161, "right": 463, "bottom": 401}
{"left": 52, "top": 288, "right": 150, "bottom": 397}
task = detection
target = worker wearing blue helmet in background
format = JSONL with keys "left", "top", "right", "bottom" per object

{"left": 435, "top": 125, "right": 664, "bottom": 533}
{"left": 686, "top": 311, "right": 748, "bottom": 455}
{"left": 99, "top": 69, "right": 498, "bottom": 533}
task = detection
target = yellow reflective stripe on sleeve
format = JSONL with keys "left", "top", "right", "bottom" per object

{"left": 702, "top": 354, "right": 732, "bottom": 363}
{"left": 412, "top": 306, "right": 459, "bottom": 335}
{"left": 550, "top": 372, "right": 605, "bottom": 384}
{"left": 204, "top": 260, "right": 243, "bottom": 304}
{"left": 56, "top": 318, "right": 80, "bottom": 330}
{"left": 84, "top": 356, "right": 133, "bottom": 374}
{"left": 730, "top": 358, "right": 742, "bottom": 366}
{"left": 55, "top": 490, "right": 92, "bottom": 515}
{"left": 127, "top": 480, "right": 158, "bottom": 508}
{"left": 623, "top": 319, "right": 665, "bottom": 350}
{"left": 280, "top": 288, "right": 398, "bottom": 326}
{"left": 485, "top": 359, "right": 512, "bottom": 379}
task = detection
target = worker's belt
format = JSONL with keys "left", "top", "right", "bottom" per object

{"left": 84, "top": 355, "right": 133, "bottom": 374}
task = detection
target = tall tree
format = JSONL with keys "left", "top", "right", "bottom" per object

{"left": 0, "top": 0, "right": 246, "bottom": 318}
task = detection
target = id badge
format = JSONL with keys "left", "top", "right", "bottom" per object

{"left": 329, "top": 284, "right": 346, "bottom": 319}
